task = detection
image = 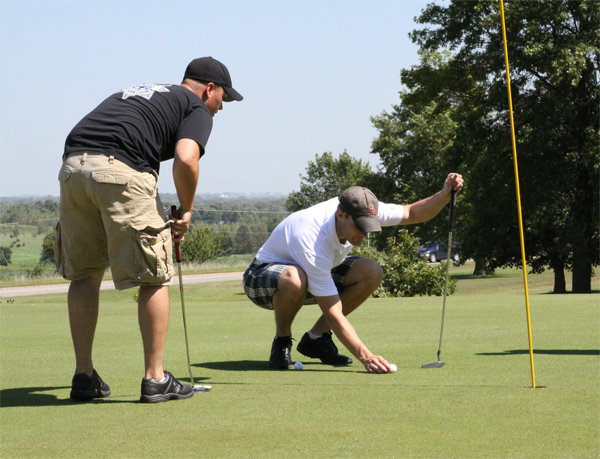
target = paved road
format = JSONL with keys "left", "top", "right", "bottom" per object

{"left": 0, "top": 271, "right": 244, "bottom": 298}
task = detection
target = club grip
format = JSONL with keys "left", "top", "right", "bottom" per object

{"left": 449, "top": 189, "right": 457, "bottom": 233}
{"left": 171, "top": 205, "right": 182, "bottom": 263}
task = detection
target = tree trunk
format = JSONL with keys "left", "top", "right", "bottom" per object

{"left": 572, "top": 256, "right": 592, "bottom": 293}
{"left": 473, "top": 258, "right": 494, "bottom": 276}
{"left": 552, "top": 261, "right": 566, "bottom": 294}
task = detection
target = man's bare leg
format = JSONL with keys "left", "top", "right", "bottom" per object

{"left": 310, "top": 258, "right": 383, "bottom": 335}
{"left": 272, "top": 266, "right": 308, "bottom": 337}
{"left": 68, "top": 270, "right": 104, "bottom": 376}
{"left": 138, "top": 285, "right": 170, "bottom": 380}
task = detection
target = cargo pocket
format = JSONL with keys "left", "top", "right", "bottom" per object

{"left": 53, "top": 221, "right": 66, "bottom": 277}
{"left": 58, "top": 166, "right": 73, "bottom": 183}
{"left": 132, "top": 223, "right": 173, "bottom": 284}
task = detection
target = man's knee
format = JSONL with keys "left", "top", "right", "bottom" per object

{"left": 350, "top": 258, "right": 384, "bottom": 289}
{"left": 71, "top": 269, "right": 105, "bottom": 287}
{"left": 278, "top": 266, "right": 308, "bottom": 294}
{"left": 275, "top": 266, "right": 308, "bottom": 303}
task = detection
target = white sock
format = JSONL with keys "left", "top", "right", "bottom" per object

{"left": 149, "top": 372, "right": 168, "bottom": 383}
{"left": 307, "top": 330, "right": 322, "bottom": 340}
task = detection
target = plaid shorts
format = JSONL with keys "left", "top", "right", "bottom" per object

{"left": 243, "top": 256, "right": 360, "bottom": 310}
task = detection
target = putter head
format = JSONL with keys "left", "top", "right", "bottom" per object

{"left": 193, "top": 384, "right": 212, "bottom": 392}
{"left": 421, "top": 360, "right": 445, "bottom": 368}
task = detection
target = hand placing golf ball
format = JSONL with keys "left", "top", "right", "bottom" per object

{"left": 389, "top": 363, "right": 397, "bottom": 373}
{"left": 294, "top": 361, "right": 303, "bottom": 370}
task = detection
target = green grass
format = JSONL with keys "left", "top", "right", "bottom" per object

{"left": 1, "top": 266, "right": 599, "bottom": 458}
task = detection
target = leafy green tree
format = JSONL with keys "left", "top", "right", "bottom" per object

{"left": 232, "top": 222, "right": 270, "bottom": 254}
{"left": 40, "top": 231, "right": 56, "bottom": 264}
{"left": 0, "top": 246, "right": 12, "bottom": 266}
{"left": 0, "top": 200, "right": 58, "bottom": 226}
{"left": 286, "top": 151, "right": 378, "bottom": 212}
{"left": 372, "top": 0, "right": 599, "bottom": 292}
{"left": 180, "top": 224, "right": 227, "bottom": 263}
{"left": 352, "top": 230, "right": 455, "bottom": 297}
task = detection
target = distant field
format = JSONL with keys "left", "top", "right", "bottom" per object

{"left": 0, "top": 224, "right": 255, "bottom": 286}
{"left": 0, "top": 225, "right": 46, "bottom": 267}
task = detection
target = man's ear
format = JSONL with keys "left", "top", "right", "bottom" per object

{"left": 201, "top": 82, "right": 216, "bottom": 101}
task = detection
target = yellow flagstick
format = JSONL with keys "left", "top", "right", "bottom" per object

{"left": 499, "top": 0, "right": 536, "bottom": 388}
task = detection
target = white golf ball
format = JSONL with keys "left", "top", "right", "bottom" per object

{"left": 389, "top": 363, "right": 397, "bottom": 373}
{"left": 294, "top": 361, "right": 303, "bottom": 370}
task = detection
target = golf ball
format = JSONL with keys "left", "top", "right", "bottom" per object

{"left": 389, "top": 363, "right": 397, "bottom": 373}
{"left": 294, "top": 361, "right": 303, "bottom": 370}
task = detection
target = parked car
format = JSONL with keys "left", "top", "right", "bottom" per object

{"left": 417, "top": 241, "right": 460, "bottom": 263}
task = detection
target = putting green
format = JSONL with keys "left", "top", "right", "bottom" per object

{"left": 1, "top": 266, "right": 598, "bottom": 458}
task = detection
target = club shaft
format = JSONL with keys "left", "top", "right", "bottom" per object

{"left": 177, "top": 260, "right": 194, "bottom": 386}
{"left": 436, "top": 189, "right": 457, "bottom": 359}
{"left": 437, "top": 230, "right": 453, "bottom": 355}
{"left": 171, "top": 205, "right": 194, "bottom": 386}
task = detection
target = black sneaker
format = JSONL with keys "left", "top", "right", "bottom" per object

{"left": 297, "top": 332, "right": 353, "bottom": 366}
{"left": 269, "top": 336, "right": 292, "bottom": 369}
{"left": 140, "top": 371, "right": 194, "bottom": 403}
{"left": 70, "top": 369, "right": 111, "bottom": 401}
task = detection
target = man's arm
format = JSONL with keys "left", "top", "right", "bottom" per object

{"left": 315, "top": 294, "right": 391, "bottom": 373}
{"left": 171, "top": 138, "right": 201, "bottom": 242}
{"left": 401, "top": 172, "right": 463, "bottom": 225}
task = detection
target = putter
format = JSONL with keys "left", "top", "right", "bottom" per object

{"left": 422, "top": 188, "right": 457, "bottom": 369}
{"left": 171, "top": 206, "right": 195, "bottom": 388}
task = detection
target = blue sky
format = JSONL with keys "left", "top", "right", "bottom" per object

{"left": 0, "top": 0, "right": 436, "bottom": 197}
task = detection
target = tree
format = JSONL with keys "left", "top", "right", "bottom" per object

{"left": 0, "top": 246, "right": 11, "bottom": 266}
{"left": 286, "top": 151, "right": 378, "bottom": 212}
{"left": 40, "top": 231, "right": 56, "bottom": 264}
{"left": 352, "top": 231, "right": 456, "bottom": 297}
{"left": 180, "top": 224, "right": 227, "bottom": 263}
{"left": 372, "top": 0, "right": 599, "bottom": 292}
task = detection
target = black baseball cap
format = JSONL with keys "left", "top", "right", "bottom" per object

{"left": 338, "top": 186, "right": 382, "bottom": 233}
{"left": 183, "top": 57, "right": 243, "bottom": 102}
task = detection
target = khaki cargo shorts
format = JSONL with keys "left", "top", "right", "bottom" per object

{"left": 55, "top": 151, "right": 174, "bottom": 290}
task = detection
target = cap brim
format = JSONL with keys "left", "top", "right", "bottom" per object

{"left": 354, "top": 216, "right": 382, "bottom": 233}
{"left": 223, "top": 86, "right": 243, "bottom": 102}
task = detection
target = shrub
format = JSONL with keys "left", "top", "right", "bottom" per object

{"left": 40, "top": 231, "right": 56, "bottom": 264}
{"left": 352, "top": 230, "right": 456, "bottom": 297}
{"left": 0, "top": 246, "right": 12, "bottom": 266}
{"left": 180, "top": 224, "right": 228, "bottom": 263}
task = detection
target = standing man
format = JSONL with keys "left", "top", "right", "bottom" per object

{"left": 57, "top": 57, "right": 243, "bottom": 402}
{"left": 243, "top": 174, "right": 463, "bottom": 373}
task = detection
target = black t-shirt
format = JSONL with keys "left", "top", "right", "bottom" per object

{"left": 64, "top": 84, "right": 213, "bottom": 174}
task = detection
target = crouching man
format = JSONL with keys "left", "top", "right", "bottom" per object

{"left": 243, "top": 173, "right": 463, "bottom": 373}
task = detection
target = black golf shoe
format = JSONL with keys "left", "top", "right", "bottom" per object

{"left": 269, "top": 336, "right": 292, "bottom": 369}
{"left": 297, "top": 331, "right": 353, "bottom": 366}
{"left": 70, "top": 369, "right": 111, "bottom": 401}
{"left": 140, "top": 370, "right": 194, "bottom": 403}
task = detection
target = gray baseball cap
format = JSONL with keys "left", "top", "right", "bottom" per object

{"left": 338, "top": 186, "right": 382, "bottom": 233}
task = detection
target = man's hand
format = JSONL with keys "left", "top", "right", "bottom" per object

{"left": 171, "top": 208, "right": 193, "bottom": 243}
{"left": 443, "top": 172, "right": 464, "bottom": 196}
{"left": 361, "top": 355, "right": 394, "bottom": 374}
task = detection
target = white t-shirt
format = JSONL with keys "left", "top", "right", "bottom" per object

{"left": 255, "top": 198, "right": 404, "bottom": 297}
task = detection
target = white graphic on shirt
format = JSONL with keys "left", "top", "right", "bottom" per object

{"left": 121, "top": 84, "right": 170, "bottom": 100}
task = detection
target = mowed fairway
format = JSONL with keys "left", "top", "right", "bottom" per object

{"left": 1, "top": 266, "right": 598, "bottom": 458}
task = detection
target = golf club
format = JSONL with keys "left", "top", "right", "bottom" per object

{"left": 171, "top": 206, "right": 195, "bottom": 388}
{"left": 422, "top": 188, "right": 457, "bottom": 369}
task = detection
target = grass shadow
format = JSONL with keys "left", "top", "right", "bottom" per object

{"left": 0, "top": 386, "right": 133, "bottom": 407}
{"left": 195, "top": 360, "right": 271, "bottom": 371}
{"left": 194, "top": 360, "right": 356, "bottom": 373}
{"left": 477, "top": 349, "right": 599, "bottom": 356}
